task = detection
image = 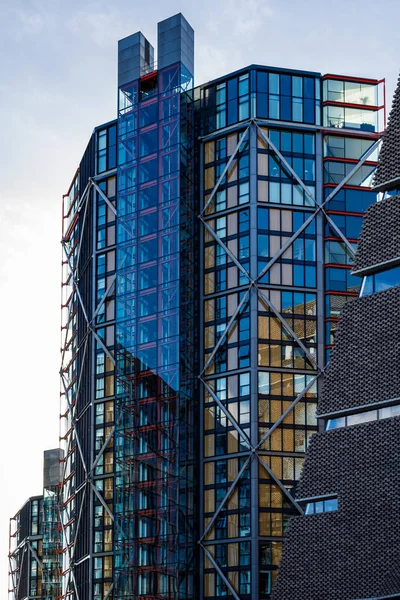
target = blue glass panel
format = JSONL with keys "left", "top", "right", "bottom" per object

{"left": 363, "top": 265, "right": 400, "bottom": 296}
{"left": 140, "top": 102, "right": 158, "bottom": 127}
{"left": 269, "top": 96, "right": 279, "bottom": 119}
{"left": 346, "top": 216, "right": 362, "bottom": 239}
{"left": 347, "top": 410, "right": 377, "bottom": 426}
{"left": 304, "top": 77, "right": 315, "bottom": 98}
{"left": 239, "top": 100, "right": 249, "bottom": 121}
{"left": 281, "top": 74, "right": 291, "bottom": 96}
{"left": 281, "top": 96, "right": 291, "bottom": 121}
{"left": 304, "top": 98, "right": 315, "bottom": 124}
{"left": 292, "top": 98, "right": 303, "bottom": 122}
{"left": 239, "top": 75, "right": 249, "bottom": 96}
{"left": 380, "top": 404, "right": 400, "bottom": 418}
{"left": 292, "top": 76, "right": 302, "bottom": 97}
{"left": 257, "top": 71, "right": 268, "bottom": 94}
{"left": 258, "top": 234, "right": 269, "bottom": 257}
{"left": 324, "top": 498, "right": 338, "bottom": 512}
{"left": 292, "top": 133, "right": 303, "bottom": 153}
{"left": 257, "top": 93, "right": 268, "bottom": 119}
{"left": 139, "top": 158, "right": 158, "bottom": 184}
{"left": 108, "top": 144, "right": 116, "bottom": 169}
{"left": 269, "top": 73, "right": 279, "bottom": 94}
{"left": 258, "top": 207, "right": 269, "bottom": 229}
{"left": 325, "top": 417, "right": 346, "bottom": 431}
{"left": 139, "top": 185, "right": 157, "bottom": 210}
{"left": 305, "top": 503, "right": 315, "bottom": 515}
{"left": 140, "top": 128, "right": 158, "bottom": 157}
{"left": 269, "top": 129, "right": 280, "bottom": 150}
{"left": 281, "top": 131, "right": 291, "bottom": 152}
{"left": 228, "top": 99, "right": 238, "bottom": 125}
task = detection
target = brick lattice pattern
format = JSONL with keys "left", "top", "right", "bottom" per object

{"left": 351, "top": 194, "right": 400, "bottom": 273}
{"left": 318, "top": 285, "right": 400, "bottom": 415}
{"left": 374, "top": 74, "right": 400, "bottom": 190}
{"left": 272, "top": 419, "right": 400, "bottom": 600}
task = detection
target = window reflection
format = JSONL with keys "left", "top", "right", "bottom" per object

{"left": 324, "top": 403, "right": 400, "bottom": 431}
{"left": 304, "top": 496, "right": 338, "bottom": 515}
{"left": 360, "top": 265, "right": 400, "bottom": 297}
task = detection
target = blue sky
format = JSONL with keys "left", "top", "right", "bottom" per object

{"left": 0, "top": 0, "right": 398, "bottom": 591}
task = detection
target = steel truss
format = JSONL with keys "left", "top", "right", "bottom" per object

{"left": 60, "top": 175, "right": 117, "bottom": 600}
{"left": 197, "top": 119, "right": 381, "bottom": 598}
{"left": 8, "top": 526, "right": 43, "bottom": 600}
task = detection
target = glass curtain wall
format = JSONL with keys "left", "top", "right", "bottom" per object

{"left": 195, "top": 67, "right": 320, "bottom": 600}
{"left": 115, "top": 61, "right": 196, "bottom": 598}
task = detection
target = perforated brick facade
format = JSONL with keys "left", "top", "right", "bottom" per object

{"left": 374, "top": 74, "right": 400, "bottom": 191}
{"left": 318, "top": 285, "right": 400, "bottom": 415}
{"left": 272, "top": 419, "right": 400, "bottom": 600}
{"left": 352, "top": 195, "right": 400, "bottom": 274}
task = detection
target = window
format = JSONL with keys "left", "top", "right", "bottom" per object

{"left": 216, "top": 83, "right": 227, "bottom": 129}
{"left": 304, "top": 496, "right": 338, "bottom": 514}
{"left": 360, "top": 265, "right": 400, "bottom": 297}
{"left": 324, "top": 403, "right": 400, "bottom": 431}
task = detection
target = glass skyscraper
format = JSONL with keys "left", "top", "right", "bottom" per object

{"left": 10, "top": 12, "right": 387, "bottom": 600}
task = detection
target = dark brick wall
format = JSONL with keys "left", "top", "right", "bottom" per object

{"left": 374, "top": 74, "right": 400, "bottom": 191}
{"left": 352, "top": 195, "right": 400, "bottom": 274}
{"left": 318, "top": 286, "right": 400, "bottom": 416}
{"left": 272, "top": 418, "right": 400, "bottom": 600}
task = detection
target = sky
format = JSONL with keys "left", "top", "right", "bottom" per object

{"left": 0, "top": 0, "right": 398, "bottom": 593}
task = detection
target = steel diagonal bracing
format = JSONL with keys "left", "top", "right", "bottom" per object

{"left": 8, "top": 554, "right": 18, "bottom": 600}
{"left": 197, "top": 120, "right": 379, "bottom": 595}
{"left": 257, "top": 371, "right": 325, "bottom": 450}
{"left": 9, "top": 539, "right": 45, "bottom": 600}
{"left": 201, "top": 379, "right": 251, "bottom": 446}
{"left": 60, "top": 177, "right": 117, "bottom": 600}
{"left": 257, "top": 287, "right": 318, "bottom": 369}
{"left": 201, "top": 286, "right": 252, "bottom": 375}
{"left": 9, "top": 542, "right": 27, "bottom": 600}
{"left": 200, "top": 544, "right": 241, "bottom": 600}
{"left": 256, "top": 125, "right": 356, "bottom": 258}
{"left": 257, "top": 455, "right": 304, "bottom": 514}
{"left": 15, "top": 545, "right": 26, "bottom": 599}
{"left": 200, "top": 454, "right": 253, "bottom": 542}
{"left": 201, "top": 126, "right": 250, "bottom": 216}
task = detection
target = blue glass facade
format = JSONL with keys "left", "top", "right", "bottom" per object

{"left": 114, "top": 15, "right": 197, "bottom": 599}
{"left": 189, "top": 65, "right": 383, "bottom": 599}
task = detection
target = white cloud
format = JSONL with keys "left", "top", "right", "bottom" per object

{"left": 214, "top": 0, "right": 274, "bottom": 35}
{"left": 66, "top": 6, "right": 124, "bottom": 47}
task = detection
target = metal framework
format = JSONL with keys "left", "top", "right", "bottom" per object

{"left": 8, "top": 501, "right": 43, "bottom": 600}
{"left": 197, "top": 118, "right": 381, "bottom": 597}
{"left": 60, "top": 172, "right": 117, "bottom": 600}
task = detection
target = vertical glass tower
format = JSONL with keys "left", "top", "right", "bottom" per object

{"left": 54, "top": 13, "right": 386, "bottom": 600}
{"left": 114, "top": 14, "right": 197, "bottom": 599}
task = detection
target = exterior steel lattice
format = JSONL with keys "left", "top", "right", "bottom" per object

{"left": 197, "top": 118, "right": 380, "bottom": 598}
{"left": 60, "top": 170, "right": 117, "bottom": 600}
